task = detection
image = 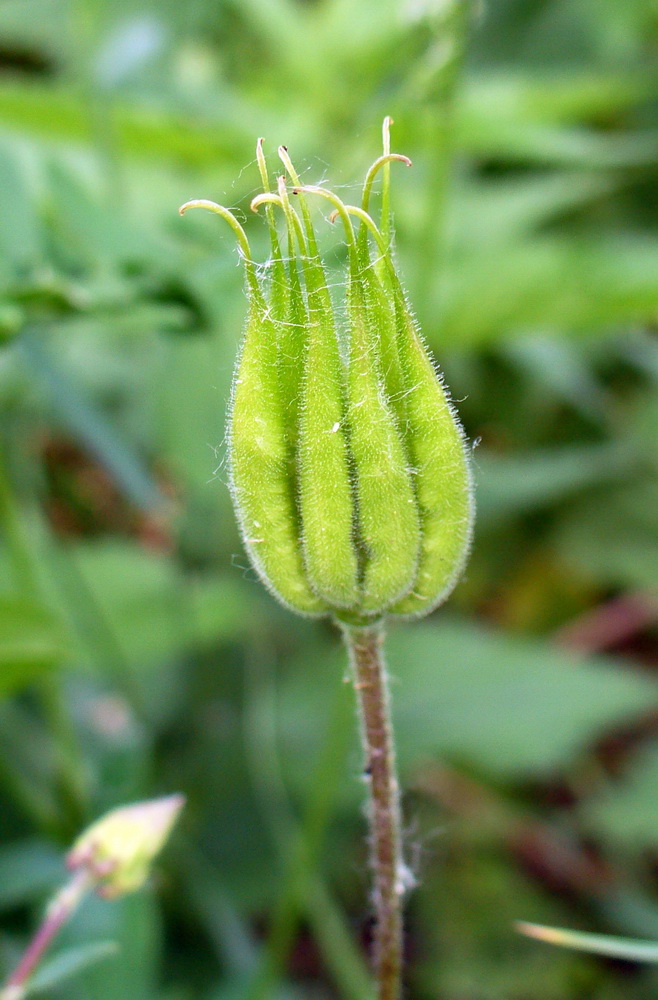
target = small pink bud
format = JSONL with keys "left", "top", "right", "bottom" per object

{"left": 67, "top": 794, "right": 184, "bottom": 899}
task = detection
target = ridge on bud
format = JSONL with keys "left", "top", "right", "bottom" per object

{"left": 180, "top": 121, "right": 474, "bottom": 624}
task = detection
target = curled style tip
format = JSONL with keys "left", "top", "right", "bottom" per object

{"left": 178, "top": 198, "right": 220, "bottom": 216}
{"left": 362, "top": 155, "right": 412, "bottom": 216}
{"left": 250, "top": 192, "right": 281, "bottom": 213}
{"left": 179, "top": 199, "right": 255, "bottom": 289}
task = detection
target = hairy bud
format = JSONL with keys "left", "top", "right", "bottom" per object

{"left": 180, "top": 120, "right": 474, "bottom": 624}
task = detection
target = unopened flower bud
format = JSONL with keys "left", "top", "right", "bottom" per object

{"left": 67, "top": 794, "right": 184, "bottom": 899}
{"left": 180, "top": 121, "right": 473, "bottom": 624}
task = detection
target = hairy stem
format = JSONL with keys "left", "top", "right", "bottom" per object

{"left": 343, "top": 622, "right": 403, "bottom": 1000}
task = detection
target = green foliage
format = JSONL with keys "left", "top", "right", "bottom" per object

{"left": 25, "top": 941, "right": 118, "bottom": 997}
{"left": 518, "top": 921, "right": 658, "bottom": 964}
{"left": 0, "top": 842, "right": 63, "bottom": 911}
{"left": 583, "top": 748, "right": 658, "bottom": 851}
{"left": 0, "top": 598, "right": 67, "bottom": 693}
{"left": 279, "top": 621, "right": 658, "bottom": 785}
{"left": 1, "top": 0, "right": 658, "bottom": 998}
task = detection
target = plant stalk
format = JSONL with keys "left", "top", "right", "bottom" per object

{"left": 343, "top": 622, "right": 403, "bottom": 1000}
{"left": 1, "top": 869, "right": 93, "bottom": 1000}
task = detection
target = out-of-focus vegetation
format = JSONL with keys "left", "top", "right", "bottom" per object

{"left": 1, "top": 1, "right": 658, "bottom": 998}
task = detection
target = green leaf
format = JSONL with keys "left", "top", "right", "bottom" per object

{"left": 503, "top": 336, "right": 609, "bottom": 422}
{"left": 57, "top": 892, "right": 158, "bottom": 1000}
{"left": 0, "top": 840, "right": 63, "bottom": 910}
{"left": 391, "top": 623, "right": 658, "bottom": 777}
{"left": 67, "top": 541, "right": 182, "bottom": 671}
{"left": 66, "top": 541, "right": 254, "bottom": 672}
{"left": 453, "top": 173, "right": 616, "bottom": 247}
{"left": 0, "top": 140, "right": 42, "bottom": 277}
{"left": 475, "top": 443, "right": 635, "bottom": 527}
{"left": 461, "top": 72, "right": 650, "bottom": 129}
{"left": 19, "top": 332, "right": 167, "bottom": 513}
{"left": 582, "top": 748, "right": 658, "bottom": 850}
{"left": 440, "top": 237, "right": 658, "bottom": 346}
{"left": 26, "top": 941, "right": 119, "bottom": 996}
{"left": 555, "top": 479, "right": 658, "bottom": 590}
{"left": 0, "top": 82, "right": 249, "bottom": 170}
{"left": 280, "top": 620, "right": 658, "bottom": 783}
{"left": 518, "top": 921, "right": 658, "bottom": 963}
{"left": 457, "top": 73, "right": 658, "bottom": 166}
{"left": 0, "top": 596, "right": 67, "bottom": 695}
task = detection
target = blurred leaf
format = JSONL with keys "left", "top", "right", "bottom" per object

{"left": 440, "top": 238, "right": 658, "bottom": 346}
{"left": 0, "top": 140, "right": 42, "bottom": 278}
{"left": 0, "top": 596, "right": 67, "bottom": 694}
{"left": 555, "top": 479, "right": 658, "bottom": 590}
{"left": 0, "top": 840, "right": 63, "bottom": 910}
{"left": 582, "top": 748, "right": 658, "bottom": 850}
{"left": 56, "top": 892, "right": 158, "bottom": 1000}
{"left": 18, "top": 332, "right": 167, "bottom": 512}
{"left": 281, "top": 620, "right": 658, "bottom": 783}
{"left": 462, "top": 72, "right": 651, "bottom": 129}
{"left": 475, "top": 443, "right": 634, "bottom": 527}
{"left": 452, "top": 173, "right": 617, "bottom": 247}
{"left": 27, "top": 941, "right": 119, "bottom": 996}
{"left": 190, "top": 576, "right": 265, "bottom": 648}
{"left": 0, "top": 82, "right": 248, "bottom": 169}
{"left": 68, "top": 541, "right": 182, "bottom": 671}
{"left": 46, "top": 160, "right": 153, "bottom": 268}
{"left": 458, "top": 73, "right": 658, "bottom": 166}
{"left": 67, "top": 541, "right": 251, "bottom": 671}
{"left": 518, "top": 921, "right": 658, "bottom": 963}
{"left": 504, "top": 335, "right": 609, "bottom": 422}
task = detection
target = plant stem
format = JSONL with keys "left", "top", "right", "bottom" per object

{"left": 1, "top": 869, "right": 93, "bottom": 1000}
{"left": 343, "top": 622, "right": 403, "bottom": 1000}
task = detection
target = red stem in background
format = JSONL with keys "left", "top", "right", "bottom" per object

{"left": 2, "top": 869, "right": 92, "bottom": 1000}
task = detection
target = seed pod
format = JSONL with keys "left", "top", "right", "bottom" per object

{"left": 340, "top": 196, "right": 474, "bottom": 618}
{"left": 300, "top": 187, "right": 421, "bottom": 613}
{"left": 180, "top": 197, "right": 326, "bottom": 616}
{"left": 180, "top": 123, "right": 473, "bottom": 623}
{"left": 277, "top": 152, "right": 359, "bottom": 609}
{"left": 388, "top": 289, "right": 474, "bottom": 616}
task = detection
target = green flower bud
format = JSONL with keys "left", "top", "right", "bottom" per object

{"left": 180, "top": 122, "right": 473, "bottom": 624}
{"left": 66, "top": 794, "right": 184, "bottom": 899}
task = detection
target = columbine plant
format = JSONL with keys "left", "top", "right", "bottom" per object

{"left": 181, "top": 118, "right": 473, "bottom": 1000}
{"left": 1, "top": 796, "right": 184, "bottom": 1000}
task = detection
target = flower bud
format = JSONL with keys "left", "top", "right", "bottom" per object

{"left": 67, "top": 794, "right": 184, "bottom": 899}
{"left": 180, "top": 122, "right": 473, "bottom": 624}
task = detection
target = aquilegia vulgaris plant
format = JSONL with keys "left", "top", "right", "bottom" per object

{"left": 180, "top": 118, "right": 474, "bottom": 1000}
{"left": 0, "top": 797, "right": 184, "bottom": 1000}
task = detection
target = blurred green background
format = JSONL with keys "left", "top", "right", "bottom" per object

{"left": 1, "top": 0, "right": 658, "bottom": 998}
